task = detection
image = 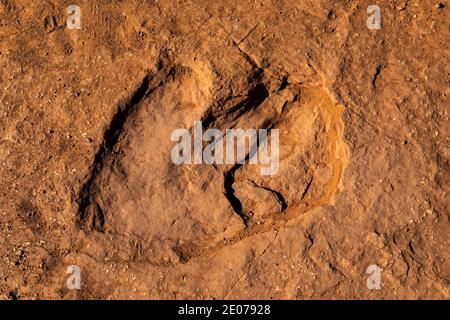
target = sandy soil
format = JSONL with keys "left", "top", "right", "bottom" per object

{"left": 0, "top": 0, "right": 448, "bottom": 299}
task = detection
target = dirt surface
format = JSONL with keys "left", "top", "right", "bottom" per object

{"left": 0, "top": 0, "right": 449, "bottom": 299}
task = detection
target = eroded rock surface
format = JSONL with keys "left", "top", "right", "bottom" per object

{"left": 0, "top": 0, "right": 448, "bottom": 299}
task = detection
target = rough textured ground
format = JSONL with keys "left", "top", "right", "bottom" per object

{"left": 0, "top": 0, "right": 449, "bottom": 299}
